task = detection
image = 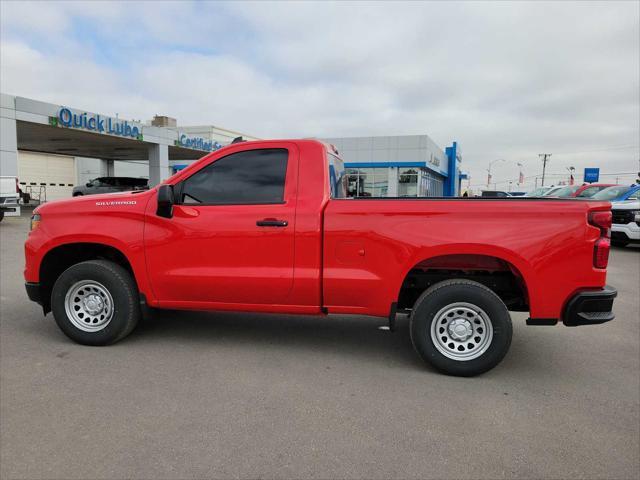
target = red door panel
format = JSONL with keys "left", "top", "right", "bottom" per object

{"left": 144, "top": 143, "right": 298, "bottom": 306}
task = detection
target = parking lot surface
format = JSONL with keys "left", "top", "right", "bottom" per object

{"left": 1, "top": 212, "right": 639, "bottom": 479}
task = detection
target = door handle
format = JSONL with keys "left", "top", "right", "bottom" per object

{"left": 256, "top": 218, "right": 288, "bottom": 227}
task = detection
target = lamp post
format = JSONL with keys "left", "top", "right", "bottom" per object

{"left": 566, "top": 166, "right": 575, "bottom": 185}
{"left": 487, "top": 158, "right": 506, "bottom": 188}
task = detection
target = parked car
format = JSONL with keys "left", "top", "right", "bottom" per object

{"left": 480, "top": 190, "right": 511, "bottom": 197}
{"left": 545, "top": 185, "right": 580, "bottom": 197}
{"left": 72, "top": 177, "right": 149, "bottom": 196}
{"left": 524, "top": 186, "right": 555, "bottom": 197}
{"left": 610, "top": 199, "right": 640, "bottom": 247}
{"left": 542, "top": 186, "right": 566, "bottom": 197}
{"left": 0, "top": 176, "right": 20, "bottom": 222}
{"left": 591, "top": 184, "right": 640, "bottom": 203}
{"left": 25, "top": 139, "right": 617, "bottom": 377}
{"left": 574, "top": 183, "right": 617, "bottom": 198}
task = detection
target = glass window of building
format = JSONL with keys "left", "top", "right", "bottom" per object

{"left": 345, "top": 167, "right": 388, "bottom": 197}
{"left": 398, "top": 168, "right": 418, "bottom": 197}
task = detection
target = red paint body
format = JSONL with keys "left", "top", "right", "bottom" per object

{"left": 24, "top": 139, "right": 611, "bottom": 323}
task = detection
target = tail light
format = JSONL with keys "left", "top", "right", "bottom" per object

{"left": 593, "top": 238, "right": 610, "bottom": 269}
{"left": 589, "top": 210, "right": 612, "bottom": 269}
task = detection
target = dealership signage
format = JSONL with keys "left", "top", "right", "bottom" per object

{"left": 55, "top": 107, "right": 142, "bottom": 140}
{"left": 176, "top": 134, "right": 222, "bottom": 152}
{"left": 428, "top": 153, "right": 441, "bottom": 168}
{"left": 583, "top": 167, "right": 600, "bottom": 183}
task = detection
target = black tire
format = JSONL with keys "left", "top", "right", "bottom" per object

{"left": 73, "top": 193, "right": 83, "bottom": 197}
{"left": 51, "top": 260, "right": 140, "bottom": 345}
{"left": 611, "top": 239, "right": 629, "bottom": 248}
{"left": 410, "top": 279, "right": 512, "bottom": 376}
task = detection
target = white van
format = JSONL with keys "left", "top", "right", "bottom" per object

{"left": 0, "top": 176, "right": 20, "bottom": 221}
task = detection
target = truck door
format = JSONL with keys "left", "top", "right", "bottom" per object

{"left": 144, "top": 144, "right": 298, "bottom": 306}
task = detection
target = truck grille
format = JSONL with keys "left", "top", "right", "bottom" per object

{"left": 612, "top": 209, "right": 633, "bottom": 225}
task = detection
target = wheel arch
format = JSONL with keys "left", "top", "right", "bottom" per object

{"left": 396, "top": 247, "right": 533, "bottom": 313}
{"left": 38, "top": 242, "right": 138, "bottom": 314}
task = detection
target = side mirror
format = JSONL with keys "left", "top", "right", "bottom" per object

{"left": 156, "top": 184, "right": 174, "bottom": 218}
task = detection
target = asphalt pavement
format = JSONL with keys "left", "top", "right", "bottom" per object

{"left": 1, "top": 212, "right": 638, "bottom": 479}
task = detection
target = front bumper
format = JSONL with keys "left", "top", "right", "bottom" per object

{"left": 25, "top": 282, "right": 42, "bottom": 305}
{"left": 612, "top": 222, "right": 640, "bottom": 241}
{"left": 563, "top": 285, "right": 617, "bottom": 326}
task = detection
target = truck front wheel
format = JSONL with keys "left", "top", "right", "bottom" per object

{"left": 51, "top": 260, "right": 140, "bottom": 345}
{"left": 410, "top": 279, "right": 512, "bottom": 376}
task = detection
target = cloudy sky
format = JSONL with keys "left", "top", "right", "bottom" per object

{"left": 1, "top": 1, "right": 638, "bottom": 188}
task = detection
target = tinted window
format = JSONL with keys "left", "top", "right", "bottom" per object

{"left": 180, "top": 149, "right": 288, "bottom": 205}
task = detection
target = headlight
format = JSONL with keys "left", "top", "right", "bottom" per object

{"left": 632, "top": 210, "right": 640, "bottom": 222}
{"left": 30, "top": 213, "right": 41, "bottom": 231}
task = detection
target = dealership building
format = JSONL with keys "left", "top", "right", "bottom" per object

{"left": 1, "top": 94, "right": 462, "bottom": 203}
{"left": 323, "top": 136, "right": 462, "bottom": 197}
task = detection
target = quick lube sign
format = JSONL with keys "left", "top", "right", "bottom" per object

{"left": 176, "top": 134, "right": 222, "bottom": 152}
{"left": 54, "top": 107, "right": 142, "bottom": 140}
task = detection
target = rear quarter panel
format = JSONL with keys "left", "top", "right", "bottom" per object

{"left": 323, "top": 198, "right": 608, "bottom": 319}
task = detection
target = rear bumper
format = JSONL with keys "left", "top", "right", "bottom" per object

{"left": 25, "top": 282, "right": 42, "bottom": 305}
{"left": 563, "top": 285, "right": 617, "bottom": 326}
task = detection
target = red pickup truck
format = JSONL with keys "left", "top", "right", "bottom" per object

{"left": 24, "top": 139, "right": 616, "bottom": 376}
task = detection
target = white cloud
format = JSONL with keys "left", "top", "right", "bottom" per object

{"left": 1, "top": 0, "right": 638, "bottom": 188}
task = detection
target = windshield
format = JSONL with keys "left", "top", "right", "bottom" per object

{"left": 543, "top": 187, "right": 563, "bottom": 196}
{"left": 577, "top": 185, "right": 607, "bottom": 197}
{"left": 591, "top": 185, "right": 630, "bottom": 200}
{"left": 525, "top": 187, "right": 548, "bottom": 197}
{"left": 552, "top": 185, "right": 580, "bottom": 197}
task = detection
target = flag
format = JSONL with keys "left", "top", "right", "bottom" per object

{"left": 519, "top": 171, "right": 524, "bottom": 184}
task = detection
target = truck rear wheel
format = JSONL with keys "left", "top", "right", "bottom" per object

{"left": 51, "top": 260, "right": 140, "bottom": 345}
{"left": 410, "top": 279, "right": 512, "bottom": 376}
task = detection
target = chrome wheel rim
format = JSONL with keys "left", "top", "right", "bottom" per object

{"left": 430, "top": 302, "right": 493, "bottom": 361}
{"left": 64, "top": 280, "right": 114, "bottom": 332}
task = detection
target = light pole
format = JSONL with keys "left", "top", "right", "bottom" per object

{"left": 487, "top": 159, "right": 506, "bottom": 188}
{"left": 539, "top": 153, "right": 552, "bottom": 186}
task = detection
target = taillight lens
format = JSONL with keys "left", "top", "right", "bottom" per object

{"left": 594, "top": 237, "right": 610, "bottom": 269}
{"left": 589, "top": 210, "right": 612, "bottom": 269}
{"left": 589, "top": 210, "right": 612, "bottom": 236}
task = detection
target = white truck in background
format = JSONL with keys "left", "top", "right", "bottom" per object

{"left": 611, "top": 199, "right": 640, "bottom": 247}
{"left": 0, "top": 176, "right": 21, "bottom": 222}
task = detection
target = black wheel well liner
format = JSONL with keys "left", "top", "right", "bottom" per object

{"left": 398, "top": 254, "right": 529, "bottom": 312}
{"left": 39, "top": 243, "right": 134, "bottom": 314}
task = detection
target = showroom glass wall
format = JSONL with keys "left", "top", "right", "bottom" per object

{"left": 346, "top": 167, "right": 444, "bottom": 197}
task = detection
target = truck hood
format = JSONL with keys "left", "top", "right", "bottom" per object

{"left": 611, "top": 200, "right": 640, "bottom": 210}
{"left": 34, "top": 189, "right": 154, "bottom": 214}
